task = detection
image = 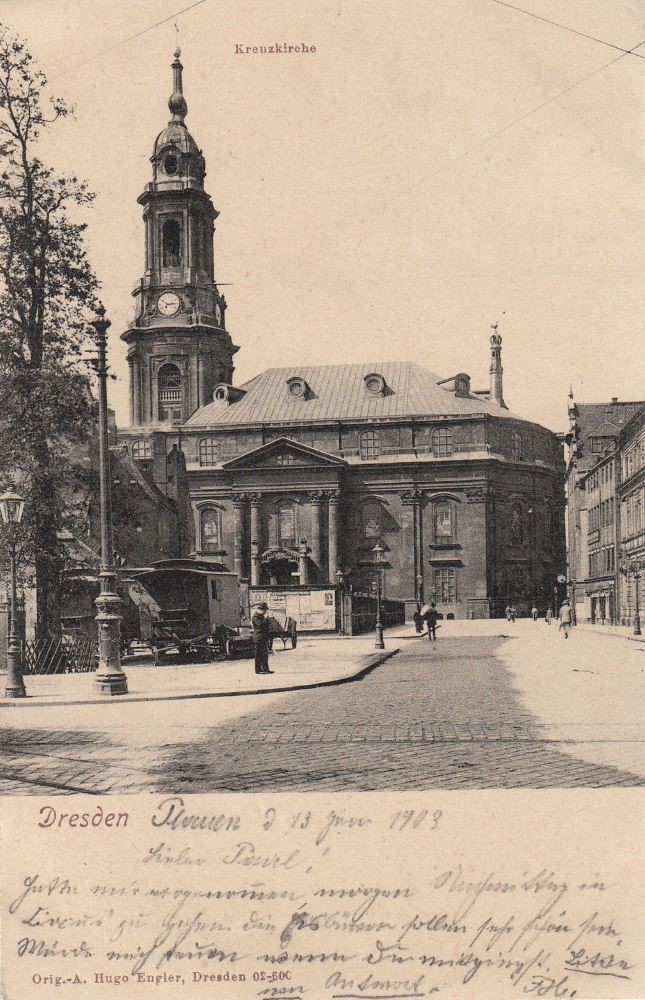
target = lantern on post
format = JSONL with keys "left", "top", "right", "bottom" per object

{"left": 0, "top": 489, "right": 26, "bottom": 698}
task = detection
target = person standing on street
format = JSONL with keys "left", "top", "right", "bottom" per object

{"left": 510, "top": 605, "right": 517, "bottom": 623}
{"left": 545, "top": 606, "right": 553, "bottom": 625}
{"left": 413, "top": 606, "right": 423, "bottom": 634}
{"left": 252, "top": 602, "right": 273, "bottom": 674}
{"left": 505, "top": 605, "right": 512, "bottom": 622}
{"left": 531, "top": 605, "right": 539, "bottom": 622}
{"left": 558, "top": 599, "right": 572, "bottom": 638}
{"left": 424, "top": 602, "right": 438, "bottom": 643}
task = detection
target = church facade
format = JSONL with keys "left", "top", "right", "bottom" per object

{"left": 116, "top": 52, "right": 566, "bottom": 621}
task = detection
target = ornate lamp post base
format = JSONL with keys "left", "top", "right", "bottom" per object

{"left": 5, "top": 619, "right": 25, "bottom": 698}
{"left": 94, "top": 590, "right": 128, "bottom": 696}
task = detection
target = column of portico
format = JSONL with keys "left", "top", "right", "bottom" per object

{"left": 249, "top": 493, "right": 262, "bottom": 586}
{"left": 299, "top": 540, "right": 310, "bottom": 586}
{"left": 231, "top": 494, "right": 246, "bottom": 580}
{"left": 309, "top": 491, "right": 323, "bottom": 574}
{"left": 327, "top": 490, "right": 340, "bottom": 583}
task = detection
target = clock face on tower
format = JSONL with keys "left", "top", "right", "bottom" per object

{"left": 157, "top": 291, "right": 180, "bottom": 316}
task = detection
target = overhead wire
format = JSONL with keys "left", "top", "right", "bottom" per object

{"left": 489, "top": 0, "right": 645, "bottom": 58}
{"left": 52, "top": 0, "right": 208, "bottom": 79}
{"left": 404, "top": 38, "right": 644, "bottom": 193}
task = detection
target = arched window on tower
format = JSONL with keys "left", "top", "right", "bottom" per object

{"left": 162, "top": 219, "right": 181, "bottom": 268}
{"left": 158, "top": 363, "right": 183, "bottom": 424}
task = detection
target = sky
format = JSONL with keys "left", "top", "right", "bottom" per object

{"left": 1, "top": 0, "right": 643, "bottom": 431}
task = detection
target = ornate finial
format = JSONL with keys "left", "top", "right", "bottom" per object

{"left": 168, "top": 48, "right": 187, "bottom": 122}
{"left": 491, "top": 320, "right": 498, "bottom": 332}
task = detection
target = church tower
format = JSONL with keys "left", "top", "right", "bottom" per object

{"left": 122, "top": 49, "right": 238, "bottom": 426}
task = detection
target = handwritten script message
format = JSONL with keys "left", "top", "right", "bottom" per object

{"left": 1, "top": 792, "right": 642, "bottom": 999}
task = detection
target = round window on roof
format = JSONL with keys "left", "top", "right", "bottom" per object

{"left": 164, "top": 154, "right": 179, "bottom": 176}
{"left": 288, "top": 378, "right": 307, "bottom": 398}
{"left": 365, "top": 374, "right": 385, "bottom": 394}
{"left": 214, "top": 385, "right": 229, "bottom": 402}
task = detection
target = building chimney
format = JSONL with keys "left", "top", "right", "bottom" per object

{"left": 489, "top": 326, "right": 506, "bottom": 408}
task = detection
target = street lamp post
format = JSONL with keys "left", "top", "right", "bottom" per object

{"left": 93, "top": 306, "right": 128, "bottom": 696}
{"left": 0, "top": 490, "right": 26, "bottom": 698}
{"left": 620, "top": 552, "right": 643, "bottom": 637}
{"left": 372, "top": 542, "right": 385, "bottom": 650}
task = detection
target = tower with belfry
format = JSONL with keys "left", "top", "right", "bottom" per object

{"left": 122, "top": 49, "right": 238, "bottom": 427}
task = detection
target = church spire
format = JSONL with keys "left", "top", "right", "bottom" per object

{"left": 168, "top": 47, "right": 188, "bottom": 123}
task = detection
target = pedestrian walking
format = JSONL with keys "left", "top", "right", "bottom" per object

{"left": 423, "top": 602, "right": 438, "bottom": 642}
{"left": 413, "top": 606, "right": 423, "bottom": 634}
{"left": 510, "top": 605, "right": 517, "bottom": 623}
{"left": 251, "top": 602, "right": 273, "bottom": 674}
{"left": 531, "top": 605, "right": 539, "bottom": 621}
{"left": 545, "top": 606, "right": 553, "bottom": 625}
{"left": 558, "top": 599, "right": 572, "bottom": 639}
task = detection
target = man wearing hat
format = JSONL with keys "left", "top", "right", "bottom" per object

{"left": 252, "top": 602, "right": 273, "bottom": 674}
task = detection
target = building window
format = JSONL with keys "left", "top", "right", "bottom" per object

{"left": 362, "top": 501, "right": 382, "bottom": 539}
{"left": 200, "top": 508, "right": 221, "bottom": 553}
{"left": 434, "top": 567, "right": 456, "bottom": 603}
{"left": 433, "top": 501, "right": 454, "bottom": 544}
{"left": 512, "top": 431, "right": 523, "bottom": 461}
{"left": 510, "top": 502, "right": 524, "bottom": 546}
{"left": 278, "top": 504, "right": 297, "bottom": 549}
{"left": 432, "top": 427, "right": 453, "bottom": 457}
{"left": 359, "top": 430, "right": 381, "bottom": 460}
{"left": 162, "top": 219, "right": 181, "bottom": 268}
{"left": 158, "top": 363, "right": 182, "bottom": 424}
{"left": 131, "top": 439, "right": 152, "bottom": 460}
{"left": 199, "top": 437, "right": 219, "bottom": 466}
{"left": 274, "top": 452, "right": 300, "bottom": 466}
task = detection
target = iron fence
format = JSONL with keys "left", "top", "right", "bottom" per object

{"left": 22, "top": 635, "right": 97, "bottom": 675}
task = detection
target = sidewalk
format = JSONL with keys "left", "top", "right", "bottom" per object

{"left": 0, "top": 630, "right": 401, "bottom": 708}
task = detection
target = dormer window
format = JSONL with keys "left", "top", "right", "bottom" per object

{"left": 213, "top": 383, "right": 246, "bottom": 405}
{"left": 287, "top": 376, "right": 309, "bottom": 399}
{"left": 364, "top": 372, "right": 386, "bottom": 395}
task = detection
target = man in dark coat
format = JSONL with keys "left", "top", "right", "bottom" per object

{"left": 424, "top": 602, "right": 438, "bottom": 642}
{"left": 252, "top": 602, "right": 273, "bottom": 674}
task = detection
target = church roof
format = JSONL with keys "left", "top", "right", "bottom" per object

{"left": 186, "top": 362, "right": 526, "bottom": 427}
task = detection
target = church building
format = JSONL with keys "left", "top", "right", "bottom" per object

{"left": 116, "top": 51, "right": 566, "bottom": 623}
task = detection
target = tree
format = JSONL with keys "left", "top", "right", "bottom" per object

{"left": 0, "top": 25, "right": 99, "bottom": 640}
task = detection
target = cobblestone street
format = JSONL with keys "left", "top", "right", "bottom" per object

{"left": 1, "top": 625, "right": 643, "bottom": 793}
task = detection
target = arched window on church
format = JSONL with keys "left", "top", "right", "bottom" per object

{"left": 162, "top": 219, "right": 181, "bottom": 268}
{"left": 433, "top": 501, "right": 454, "bottom": 544}
{"left": 277, "top": 503, "right": 297, "bottom": 549}
{"left": 200, "top": 508, "right": 222, "bottom": 554}
{"left": 510, "top": 502, "right": 524, "bottom": 546}
{"left": 362, "top": 501, "right": 382, "bottom": 540}
{"left": 158, "top": 363, "right": 183, "bottom": 424}
{"left": 199, "top": 438, "right": 219, "bottom": 466}
{"left": 432, "top": 427, "right": 453, "bottom": 457}
{"left": 359, "top": 430, "right": 381, "bottom": 460}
